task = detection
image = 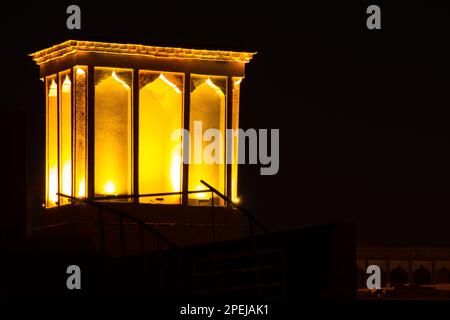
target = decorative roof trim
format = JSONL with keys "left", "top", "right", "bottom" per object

{"left": 30, "top": 40, "right": 256, "bottom": 65}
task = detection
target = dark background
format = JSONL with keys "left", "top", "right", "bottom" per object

{"left": 2, "top": 1, "right": 450, "bottom": 245}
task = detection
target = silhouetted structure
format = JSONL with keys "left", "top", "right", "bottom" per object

{"left": 0, "top": 40, "right": 357, "bottom": 302}
{"left": 358, "top": 245, "right": 450, "bottom": 287}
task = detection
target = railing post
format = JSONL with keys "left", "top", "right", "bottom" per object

{"left": 210, "top": 189, "right": 219, "bottom": 293}
{"left": 200, "top": 179, "right": 270, "bottom": 236}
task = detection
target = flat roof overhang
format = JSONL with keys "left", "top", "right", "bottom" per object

{"left": 30, "top": 40, "right": 256, "bottom": 78}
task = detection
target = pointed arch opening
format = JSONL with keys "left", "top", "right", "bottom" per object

{"left": 94, "top": 68, "right": 133, "bottom": 197}
{"left": 139, "top": 71, "right": 184, "bottom": 204}
{"left": 188, "top": 75, "right": 226, "bottom": 205}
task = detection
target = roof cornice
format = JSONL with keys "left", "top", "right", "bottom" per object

{"left": 30, "top": 40, "right": 256, "bottom": 65}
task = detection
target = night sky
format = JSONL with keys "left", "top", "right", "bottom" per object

{"left": 2, "top": 2, "right": 450, "bottom": 245}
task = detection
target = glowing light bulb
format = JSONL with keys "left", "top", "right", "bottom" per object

{"left": 104, "top": 181, "right": 116, "bottom": 194}
{"left": 195, "top": 184, "right": 208, "bottom": 199}
{"left": 78, "top": 178, "right": 86, "bottom": 198}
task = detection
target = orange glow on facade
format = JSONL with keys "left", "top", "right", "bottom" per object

{"left": 46, "top": 78, "right": 58, "bottom": 207}
{"left": 59, "top": 72, "right": 72, "bottom": 205}
{"left": 33, "top": 41, "right": 254, "bottom": 208}
{"left": 139, "top": 71, "right": 183, "bottom": 204}
{"left": 94, "top": 68, "right": 132, "bottom": 197}
{"left": 188, "top": 75, "right": 226, "bottom": 205}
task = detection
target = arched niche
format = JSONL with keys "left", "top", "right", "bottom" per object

{"left": 413, "top": 265, "right": 431, "bottom": 285}
{"left": 435, "top": 266, "right": 450, "bottom": 284}
{"left": 59, "top": 72, "right": 72, "bottom": 205}
{"left": 139, "top": 72, "right": 183, "bottom": 204}
{"left": 390, "top": 265, "right": 408, "bottom": 285}
{"left": 188, "top": 76, "right": 226, "bottom": 205}
{"left": 94, "top": 69, "right": 133, "bottom": 196}
{"left": 46, "top": 77, "right": 58, "bottom": 207}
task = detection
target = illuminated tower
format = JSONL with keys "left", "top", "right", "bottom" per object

{"left": 29, "top": 40, "right": 255, "bottom": 252}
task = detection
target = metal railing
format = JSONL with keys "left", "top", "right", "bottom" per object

{"left": 56, "top": 181, "right": 270, "bottom": 297}
{"left": 199, "top": 180, "right": 269, "bottom": 237}
{"left": 59, "top": 180, "right": 268, "bottom": 252}
{"left": 57, "top": 191, "right": 186, "bottom": 295}
{"left": 198, "top": 180, "right": 270, "bottom": 299}
{"left": 57, "top": 193, "right": 179, "bottom": 253}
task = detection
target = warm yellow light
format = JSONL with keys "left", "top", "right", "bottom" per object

{"left": 104, "top": 181, "right": 116, "bottom": 194}
{"left": 59, "top": 73, "right": 72, "bottom": 205}
{"left": 74, "top": 67, "right": 87, "bottom": 201}
{"left": 170, "top": 146, "right": 182, "bottom": 192}
{"left": 61, "top": 161, "right": 72, "bottom": 196}
{"left": 234, "top": 78, "right": 242, "bottom": 85}
{"left": 138, "top": 71, "right": 182, "bottom": 204}
{"left": 48, "top": 79, "right": 57, "bottom": 97}
{"left": 188, "top": 75, "right": 226, "bottom": 205}
{"left": 159, "top": 74, "right": 181, "bottom": 94}
{"left": 46, "top": 77, "right": 58, "bottom": 207}
{"left": 77, "top": 178, "right": 86, "bottom": 198}
{"left": 62, "top": 75, "right": 71, "bottom": 93}
{"left": 205, "top": 78, "right": 225, "bottom": 97}
{"left": 30, "top": 40, "right": 255, "bottom": 66}
{"left": 195, "top": 184, "right": 209, "bottom": 199}
{"left": 112, "top": 71, "right": 130, "bottom": 90}
{"left": 49, "top": 167, "right": 58, "bottom": 205}
{"left": 233, "top": 197, "right": 240, "bottom": 204}
{"left": 95, "top": 68, "right": 132, "bottom": 197}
